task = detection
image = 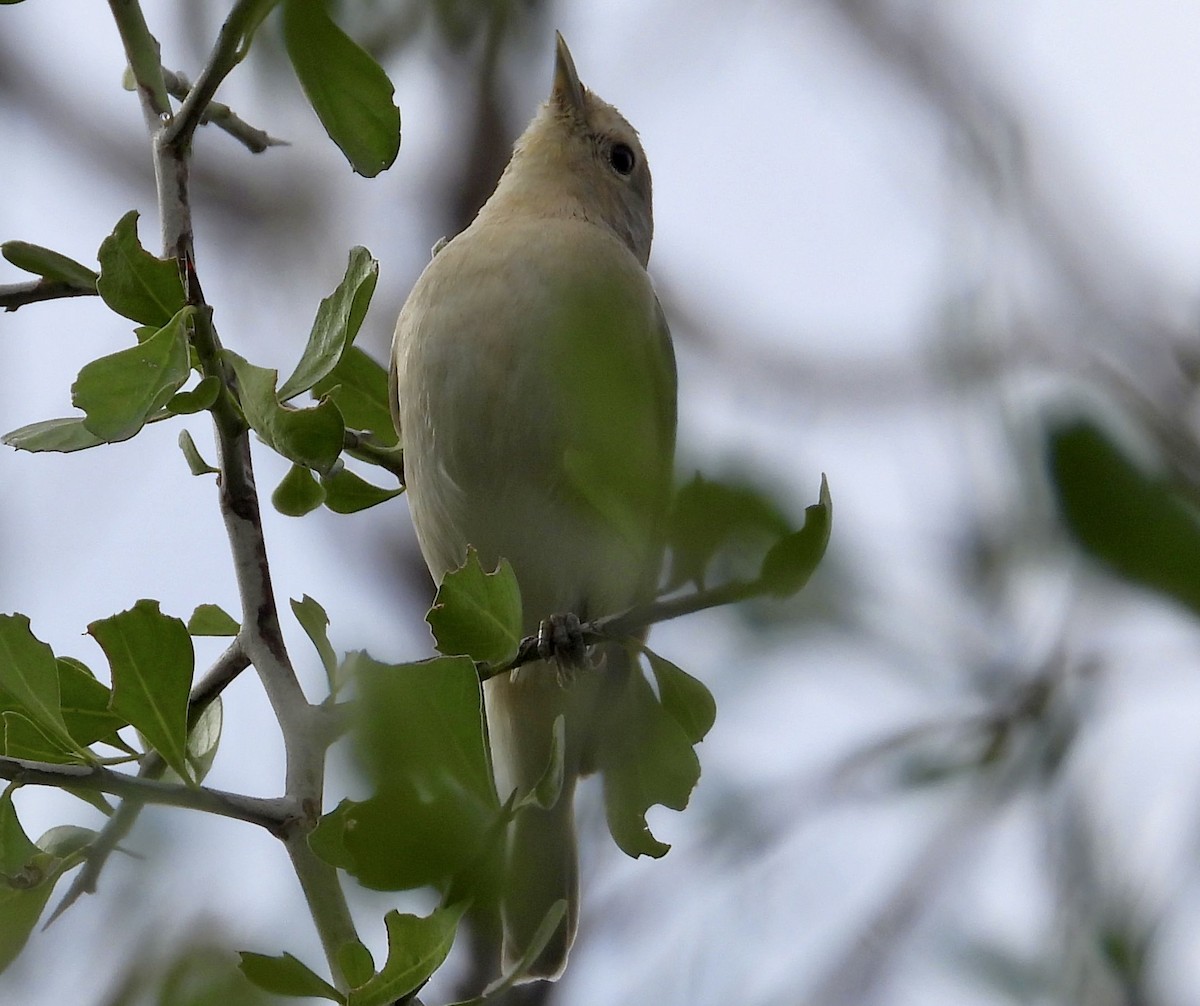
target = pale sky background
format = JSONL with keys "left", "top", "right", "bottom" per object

{"left": 4, "top": 3, "right": 1200, "bottom": 1005}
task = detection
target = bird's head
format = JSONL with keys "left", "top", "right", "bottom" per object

{"left": 489, "top": 33, "right": 654, "bottom": 266}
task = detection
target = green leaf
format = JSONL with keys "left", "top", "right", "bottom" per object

{"left": 0, "top": 787, "right": 39, "bottom": 876}
{"left": 596, "top": 664, "right": 700, "bottom": 859}
{"left": 427, "top": 549, "right": 522, "bottom": 665}
{"left": 1, "top": 417, "right": 106, "bottom": 454}
{"left": 354, "top": 655, "right": 495, "bottom": 803}
{"left": 0, "top": 879, "right": 54, "bottom": 973}
{"left": 279, "top": 247, "right": 379, "bottom": 401}
{"left": 153, "top": 943, "right": 277, "bottom": 1006}
{"left": 337, "top": 940, "right": 375, "bottom": 990}
{"left": 273, "top": 463, "right": 326, "bottom": 516}
{"left": 645, "top": 649, "right": 715, "bottom": 745}
{"left": 312, "top": 345, "right": 397, "bottom": 447}
{"left": 226, "top": 352, "right": 345, "bottom": 475}
{"left": 95, "top": 210, "right": 186, "bottom": 325}
{"left": 0, "top": 614, "right": 74, "bottom": 748}
{"left": 311, "top": 654, "right": 498, "bottom": 891}
{"left": 187, "top": 604, "right": 240, "bottom": 637}
{"left": 518, "top": 715, "right": 565, "bottom": 813}
{"left": 36, "top": 824, "right": 96, "bottom": 860}
{"left": 167, "top": 375, "right": 221, "bottom": 415}
{"left": 281, "top": 0, "right": 401, "bottom": 177}
{"left": 668, "top": 474, "right": 793, "bottom": 589}
{"left": 321, "top": 465, "right": 402, "bottom": 514}
{"left": 291, "top": 595, "right": 337, "bottom": 691}
{"left": 56, "top": 657, "right": 129, "bottom": 748}
{"left": 2, "top": 241, "right": 98, "bottom": 287}
{"left": 88, "top": 600, "right": 194, "bottom": 781}
{"left": 185, "top": 697, "right": 222, "bottom": 784}
{"left": 312, "top": 793, "right": 499, "bottom": 895}
{"left": 3, "top": 712, "right": 78, "bottom": 762}
{"left": 0, "top": 788, "right": 56, "bottom": 972}
{"left": 71, "top": 307, "right": 194, "bottom": 443}
{"left": 348, "top": 904, "right": 465, "bottom": 1006}
{"left": 238, "top": 951, "right": 344, "bottom": 1002}
{"left": 448, "top": 901, "right": 568, "bottom": 1006}
{"left": 758, "top": 474, "right": 833, "bottom": 597}
{"left": 179, "top": 429, "right": 220, "bottom": 475}
{"left": 1049, "top": 419, "right": 1200, "bottom": 614}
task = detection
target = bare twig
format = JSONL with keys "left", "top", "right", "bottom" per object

{"left": 107, "top": 0, "right": 171, "bottom": 120}
{"left": 0, "top": 279, "right": 99, "bottom": 312}
{"left": 343, "top": 429, "right": 405, "bottom": 483}
{"left": 478, "top": 578, "right": 761, "bottom": 681}
{"left": 162, "top": 67, "right": 286, "bottom": 154}
{"left": 163, "top": 0, "right": 280, "bottom": 154}
{"left": 1, "top": 756, "right": 296, "bottom": 832}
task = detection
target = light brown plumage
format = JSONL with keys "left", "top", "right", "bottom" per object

{"left": 391, "top": 34, "right": 675, "bottom": 980}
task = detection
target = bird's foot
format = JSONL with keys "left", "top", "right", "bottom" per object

{"left": 536, "top": 612, "right": 589, "bottom": 686}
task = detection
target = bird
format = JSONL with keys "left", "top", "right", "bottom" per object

{"left": 390, "top": 33, "right": 676, "bottom": 980}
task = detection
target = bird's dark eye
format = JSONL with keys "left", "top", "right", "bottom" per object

{"left": 609, "top": 142, "right": 636, "bottom": 176}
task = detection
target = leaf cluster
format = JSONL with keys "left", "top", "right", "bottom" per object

{"left": 0, "top": 0, "right": 835, "bottom": 1000}
{"left": 4, "top": 215, "right": 402, "bottom": 515}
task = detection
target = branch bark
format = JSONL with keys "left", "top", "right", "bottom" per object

{"left": 106, "top": 1, "right": 358, "bottom": 988}
{"left": 0, "top": 279, "right": 98, "bottom": 312}
{"left": 478, "top": 578, "right": 761, "bottom": 681}
{"left": 0, "top": 756, "right": 296, "bottom": 832}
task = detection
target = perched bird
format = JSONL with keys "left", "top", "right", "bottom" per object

{"left": 391, "top": 34, "right": 676, "bottom": 979}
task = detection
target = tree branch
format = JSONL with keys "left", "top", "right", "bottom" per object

{"left": 478, "top": 577, "right": 761, "bottom": 681}
{"left": 343, "top": 429, "right": 406, "bottom": 484}
{"left": 110, "top": 2, "right": 357, "bottom": 988}
{"left": 0, "top": 756, "right": 296, "bottom": 833}
{"left": 162, "top": 67, "right": 287, "bottom": 154}
{"left": 163, "top": 0, "right": 281, "bottom": 154}
{"left": 49, "top": 640, "right": 252, "bottom": 923}
{"left": 107, "top": 0, "right": 171, "bottom": 120}
{"left": 0, "top": 279, "right": 98, "bottom": 312}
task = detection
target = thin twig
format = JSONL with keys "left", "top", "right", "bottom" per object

{"left": 0, "top": 279, "right": 99, "bottom": 312}
{"left": 478, "top": 578, "right": 761, "bottom": 681}
{"left": 163, "top": 0, "right": 281, "bottom": 153}
{"left": 162, "top": 67, "right": 287, "bottom": 154}
{"left": 106, "top": 0, "right": 171, "bottom": 119}
{"left": 1, "top": 756, "right": 295, "bottom": 832}
{"left": 343, "top": 429, "right": 405, "bottom": 483}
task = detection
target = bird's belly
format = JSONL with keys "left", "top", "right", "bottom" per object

{"left": 407, "top": 447, "right": 647, "bottom": 632}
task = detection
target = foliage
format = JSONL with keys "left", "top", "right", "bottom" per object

{"left": 0, "top": 1, "right": 831, "bottom": 1000}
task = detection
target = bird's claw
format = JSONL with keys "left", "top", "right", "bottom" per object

{"left": 537, "top": 612, "right": 588, "bottom": 685}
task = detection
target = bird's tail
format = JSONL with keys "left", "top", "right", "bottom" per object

{"left": 485, "top": 666, "right": 580, "bottom": 981}
{"left": 502, "top": 782, "right": 579, "bottom": 979}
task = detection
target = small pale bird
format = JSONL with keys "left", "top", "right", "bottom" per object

{"left": 391, "top": 34, "right": 676, "bottom": 979}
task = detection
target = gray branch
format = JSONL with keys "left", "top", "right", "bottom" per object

{"left": 162, "top": 67, "right": 287, "bottom": 154}
{"left": 0, "top": 278, "right": 98, "bottom": 312}
{"left": 0, "top": 756, "right": 296, "bottom": 833}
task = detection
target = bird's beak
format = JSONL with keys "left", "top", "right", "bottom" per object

{"left": 552, "top": 31, "right": 586, "bottom": 117}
